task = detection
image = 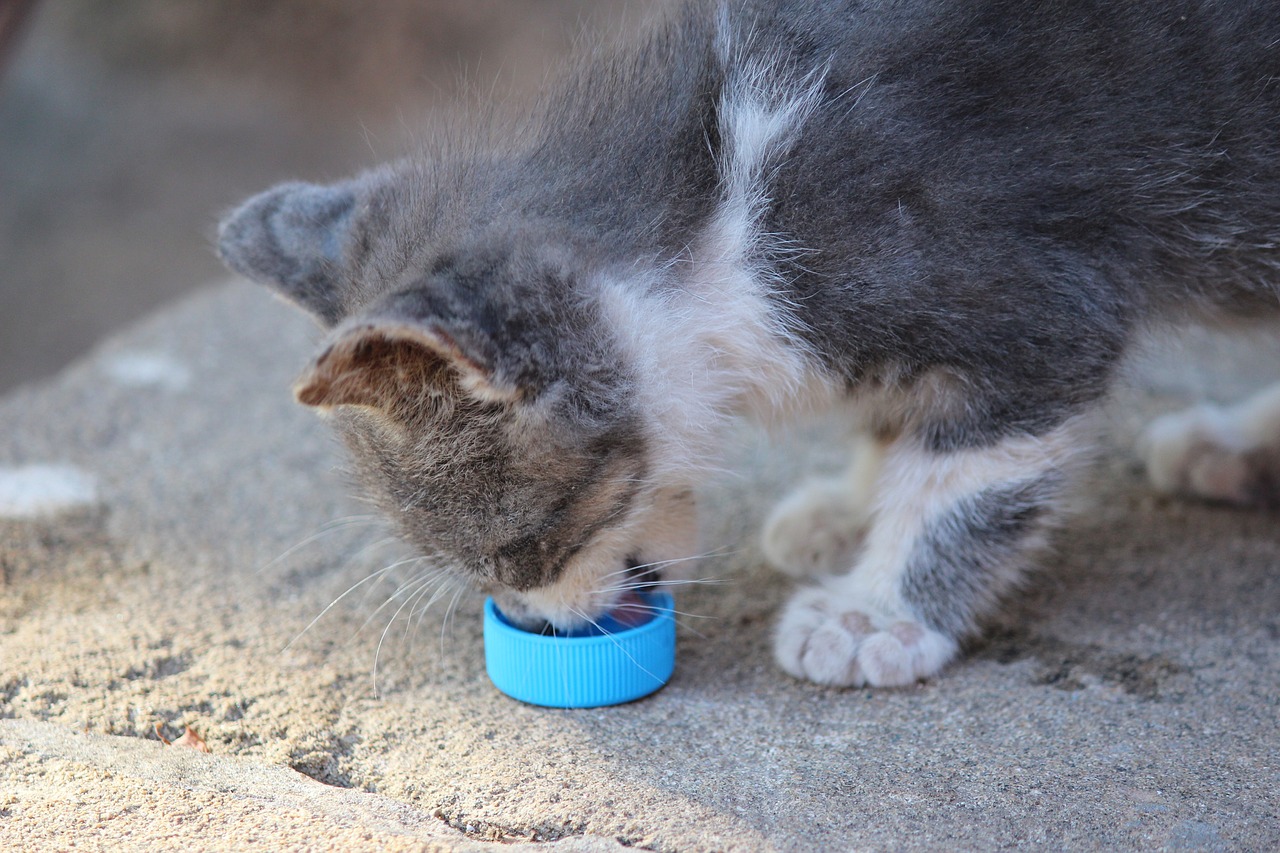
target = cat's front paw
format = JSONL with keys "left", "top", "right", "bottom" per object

{"left": 761, "top": 476, "right": 871, "bottom": 578}
{"left": 774, "top": 586, "right": 958, "bottom": 687}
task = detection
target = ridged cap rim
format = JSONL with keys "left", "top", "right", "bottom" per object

{"left": 483, "top": 593, "right": 676, "bottom": 708}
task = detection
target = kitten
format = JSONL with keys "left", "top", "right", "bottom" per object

{"left": 217, "top": 0, "right": 1280, "bottom": 687}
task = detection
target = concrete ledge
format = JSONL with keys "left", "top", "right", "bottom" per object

{"left": 1, "top": 280, "right": 1277, "bottom": 850}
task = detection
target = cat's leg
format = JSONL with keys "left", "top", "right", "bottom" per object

{"left": 774, "top": 420, "right": 1083, "bottom": 687}
{"left": 761, "top": 432, "right": 884, "bottom": 579}
{"left": 1142, "top": 381, "right": 1280, "bottom": 508}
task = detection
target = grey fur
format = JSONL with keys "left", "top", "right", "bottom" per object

{"left": 219, "top": 0, "right": 1280, "bottom": 655}
{"left": 901, "top": 474, "right": 1062, "bottom": 638}
{"left": 217, "top": 181, "right": 359, "bottom": 325}
{"left": 309, "top": 253, "right": 649, "bottom": 592}
{"left": 755, "top": 0, "right": 1280, "bottom": 449}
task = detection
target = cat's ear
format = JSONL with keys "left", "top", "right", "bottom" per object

{"left": 217, "top": 180, "right": 364, "bottom": 326}
{"left": 293, "top": 319, "right": 520, "bottom": 413}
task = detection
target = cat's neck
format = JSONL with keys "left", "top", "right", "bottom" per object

{"left": 597, "top": 232, "right": 838, "bottom": 484}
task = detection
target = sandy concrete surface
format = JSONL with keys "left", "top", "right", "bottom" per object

{"left": 0, "top": 0, "right": 632, "bottom": 394}
{"left": 0, "top": 280, "right": 1276, "bottom": 851}
{"left": 8, "top": 2, "right": 1274, "bottom": 849}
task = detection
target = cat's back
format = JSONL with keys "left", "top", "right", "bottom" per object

{"left": 759, "top": 0, "right": 1280, "bottom": 205}
{"left": 740, "top": 0, "right": 1280, "bottom": 319}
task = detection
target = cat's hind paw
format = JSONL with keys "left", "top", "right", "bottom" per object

{"left": 774, "top": 586, "right": 958, "bottom": 687}
{"left": 1141, "top": 398, "right": 1280, "bottom": 508}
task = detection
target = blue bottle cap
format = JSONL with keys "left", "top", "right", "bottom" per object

{"left": 483, "top": 592, "right": 676, "bottom": 708}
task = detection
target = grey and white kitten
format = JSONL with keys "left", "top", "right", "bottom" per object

{"left": 218, "top": 0, "right": 1280, "bottom": 687}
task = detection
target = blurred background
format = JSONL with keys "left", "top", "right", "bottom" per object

{"left": 0, "top": 0, "right": 638, "bottom": 393}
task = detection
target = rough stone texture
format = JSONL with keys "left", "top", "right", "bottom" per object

{"left": 1, "top": 280, "right": 1277, "bottom": 851}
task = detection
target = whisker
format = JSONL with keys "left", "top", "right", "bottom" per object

{"left": 612, "top": 602, "right": 719, "bottom": 622}
{"left": 406, "top": 570, "right": 463, "bottom": 658}
{"left": 631, "top": 546, "right": 743, "bottom": 571}
{"left": 607, "top": 600, "right": 717, "bottom": 640}
{"left": 258, "top": 514, "right": 385, "bottom": 575}
{"left": 348, "top": 549, "right": 432, "bottom": 612}
{"left": 439, "top": 582, "right": 468, "bottom": 661}
{"left": 566, "top": 605, "right": 664, "bottom": 683}
{"left": 351, "top": 560, "right": 441, "bottom": 643}
{"left": 594, "top": 546, "right": 743, "bottom": 584}
{"left": 344, "top": 536, "right": 409, "bottom": 577}
{"left": 597, "top": 576, "right": 730, "bottom": 594}
{"left": 373, "top": 570, "right": 445, "bottom": 696}
{"left": 282, "top": 554, "right": 429, "bottom": 652}
{"left": 403, "top": 570, "right": 455, "bottom": 657}
{"left": 407, "top": 570, "right": 451, "bottom": 631}
{"left": 666, "top": 612, "right": 713, "bottom": 640}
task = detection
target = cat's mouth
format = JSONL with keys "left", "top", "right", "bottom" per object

{"left": 499, "top": 588, "right": 659, "bottom": 636}
{"left": 623, "top": 553, "right": 663, "bottom": 591}
{"left": 493, "top": 553, "right": 663, "bottom": 634}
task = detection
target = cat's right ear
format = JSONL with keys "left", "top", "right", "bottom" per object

{"left": 217, "top": 181, "right": 360, "bottom": 326}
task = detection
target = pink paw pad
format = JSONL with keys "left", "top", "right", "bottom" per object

{"left": 775, "top": 593, "right": 961, "bottom": 688}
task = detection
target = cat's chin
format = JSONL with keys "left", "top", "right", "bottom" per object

{"left": 491, "top": 584, "right": 656, "bottom": 634}
{"left": 490, "top": 590, "right": 597, "bottom": 634}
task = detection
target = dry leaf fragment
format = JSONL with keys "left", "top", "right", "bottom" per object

{"left": 154, "top": 722, "right": 212, "bottom": 753}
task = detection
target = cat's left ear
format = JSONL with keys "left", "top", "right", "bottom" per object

{"left": 217, "top": 174, "right": 383, "bottom": 326}
{"left": 292, "top": 318, "right": 521, "bottom": 414}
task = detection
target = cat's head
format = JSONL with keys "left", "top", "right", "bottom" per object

{"left": 217, "top": 170, "right": 697, "bottom": 630}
